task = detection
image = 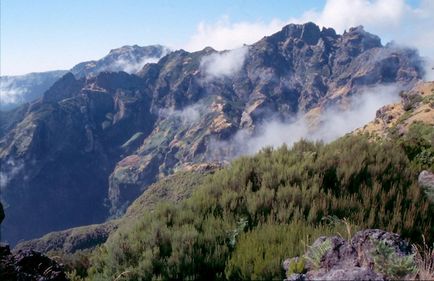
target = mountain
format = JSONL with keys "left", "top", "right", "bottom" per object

{"left": 0, "top": 71, "right": 68, "bottom": 111}
{"left": 70, "top": 44, "right": 170, "bottom": 78}
{"left": 0, "top": 45, "right": 169, "bottom": 111}
{"left": 14, "top": 82, "right": 434, "bottom": 258}
{"left": 0, "top": 22, "right": 425, "bottom": 245}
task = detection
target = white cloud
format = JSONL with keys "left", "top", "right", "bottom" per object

{"left": 295, "top": 0, "right": 407, "bottom": 33}
{"left": 99, "top": 47, "right": 170, "bottom": 74}
{"left": 208, "top": 84, "right": 402, "bottom": 160}
{"left": 0, "top": 79, "right": 27, "bottom": 105}
{"left": 159, "top": 103, "right": 204, "bottom": 125}
{"left": 110, "top": 56, "right": 160, "bottom": 74}
{"left": 185, "top": 16, "right": 285, "bottom": 51}
{"left": 200, "top": 46, "right": 248, "bottom": 80}
{"left": 0, "top": 159, "right": 24, "bottom": 189}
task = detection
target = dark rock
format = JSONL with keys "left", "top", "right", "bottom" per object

{"left": 350, "top": 229, "right": 413, "bottom": 264}
{"left": 0, "top": 202, "right": 4, "bottom": 225}
{"left": 42, "top": 73, "right": 84, "bottom": 103}
{"left": 300, "top": 22, "right": 321, "bottom": 45}
{"left": 0, "top": 244, "right": 68, "bottom": 281}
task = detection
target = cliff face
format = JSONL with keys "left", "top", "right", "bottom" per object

{"left": 0, "top": 22, "right": 424, "bottom": 244}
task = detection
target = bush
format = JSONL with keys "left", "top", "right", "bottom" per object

{"left": 225, "top": 222, "right": 343, "bottom": 280}
{"left": 86, "top": 135, "right": 434, "bottom": 280}
{"left": 372, "top": 239, "right": 417, "bottom": 279}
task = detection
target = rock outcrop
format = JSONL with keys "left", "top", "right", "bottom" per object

{"left": 284, "top": 229, "right": 416, "bottom": 281}
{"left": 0, "top": 22, "right": 424, "bottom": 244}
{"left": 419, "top": 170, "right": 434, "bottom": 189}
{"left": 0, "top": 244, "right": 68, "bottom": 281}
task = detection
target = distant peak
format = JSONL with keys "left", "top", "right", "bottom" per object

{"left": 108, "top": 44, "right": 166, "bottom": 55}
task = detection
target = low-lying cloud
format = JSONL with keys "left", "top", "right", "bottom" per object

{"left": 100, "top": 48, "right": 170, "bottom": 74}
{"left": 200, "top": 46, "right": 248, "bottom": 80}
{"left": 0, "top": 159, "right": 24, "bottom": 190}
{"left": 0, "top": 79, "right": 27, "bottom": 106}
{"left": 208, "top": 84, "right": 402, "bottom": 160}
{"left": 159, "top": 103, "right": 204, "bottom": 125}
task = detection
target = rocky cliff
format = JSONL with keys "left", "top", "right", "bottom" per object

{"left": 0, "top": 22, "right": 424, "bottom": 244}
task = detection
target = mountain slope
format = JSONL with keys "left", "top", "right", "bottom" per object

{"left": 0, "top": 45, "right": 169, "bottom": 111}
{"left": 0, "top": 22, "right": 424, "bottom": 245}
{"left": 356, "top": 81, "right": 434, "bottom": 137}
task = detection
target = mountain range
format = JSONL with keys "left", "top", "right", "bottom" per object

{"left": 0, "top": 22, "right": 426, "bottom": 245}
{"left": 0, "top": 45, "right": 169, "bottom": 110}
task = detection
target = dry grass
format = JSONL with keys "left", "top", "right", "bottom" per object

{"left": 412, "top": 235, "right": 434, "bottom": 280}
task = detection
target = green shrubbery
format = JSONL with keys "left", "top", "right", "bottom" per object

{"left": 83, "top": 135, "right": 433, "bottom": 280}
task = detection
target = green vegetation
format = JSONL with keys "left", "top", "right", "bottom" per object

{"left": 225, "top": 222, "right": 340, "bottom": 280}
{"left": 371, "top": 239, "right": 417, "bottom": 279}
{"left": 304, "top": 239, "right": 333, "bottom": 270}
{"left": 394, "top": 122, "right": 434, "bottom": 172}
{"left": 80, "top": 134, "right": 433, "bottom": 280}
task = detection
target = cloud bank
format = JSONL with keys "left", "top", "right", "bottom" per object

{"left": 200, "top": 46, "right": 248, "bottom": 80}
{"left": 208, "top": 84, "right": 402, "bottom": 160}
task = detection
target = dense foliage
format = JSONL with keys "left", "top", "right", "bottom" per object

{"left": 83, "top": 135, "right": 433, "bottom": 280}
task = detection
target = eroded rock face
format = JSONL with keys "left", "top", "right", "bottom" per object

{"left": 0, "top": 244, "right": 68, "bottom": 281}
{"left": 0, "top": 22, "right": 424, "bottom": 244}
{"left": 284, "top": 229, "right": 414, "bottom": 281}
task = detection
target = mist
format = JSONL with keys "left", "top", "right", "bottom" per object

{"left": 200, "top": 46, "right": 248, "bottom": 80}
{"left": 158, "top": 102, "right": 204, "bottom": 125}
{"left": 208, "top": 84, "right": 402, "bottom": 160}
{"left": 0, "top": 79, "right": 27, "bottom": 106}
{"left": 0, "top": 159, "right": 24, "bottom": 191}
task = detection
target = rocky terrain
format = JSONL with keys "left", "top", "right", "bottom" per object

{"left": 284, "top": 229, "right": 421, "bottom": 280}
{"left": 0, "top": 202, "right": 68, "bottom": 281}
{"left": 0, "top": 22, "right": 425, "bottom": 245}
{"left": 0, "top": 45, "right": 169, "bottom": 110}
{"left": 356, "top": 81, "right": 434, "bottom": 137}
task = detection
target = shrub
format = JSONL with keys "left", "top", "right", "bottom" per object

{"left": 86, "top": 135, "right": 434, "bottom": 280}
{"left": 371, "top": 239, "right": 417, "bottom": 279}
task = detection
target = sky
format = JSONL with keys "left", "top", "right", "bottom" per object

{"left": 1, "top": 0, "right": 433, "bottom": 76}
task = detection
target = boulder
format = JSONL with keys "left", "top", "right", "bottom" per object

{"left": 284, "top": 229, "right": 415, "bottom": 281}
{"left": 419, "top": 170, "right": 434, "bottom": 189}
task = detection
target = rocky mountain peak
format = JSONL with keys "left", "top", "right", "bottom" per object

{"left": 342, "top": 25, "right": 382, "bottom": 52}
{"left": 70, "top": 44, "right": 171, "bottom": 78}
{"left": 42, "top": 72, "right": 84, "bottom": 103}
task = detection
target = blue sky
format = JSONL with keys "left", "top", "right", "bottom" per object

{"left": 1, "top": 0, "right": 431, "bottom": 76}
